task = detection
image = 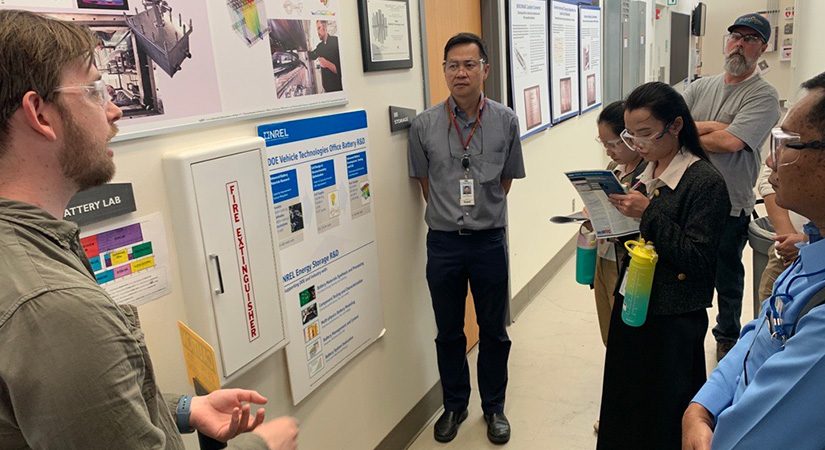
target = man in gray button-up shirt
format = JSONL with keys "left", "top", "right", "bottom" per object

{"left": 0, "top": 10, "right": 297, "bottom": 449}
{"left": 407, "top": 32, "right": 525, "bottom": 445}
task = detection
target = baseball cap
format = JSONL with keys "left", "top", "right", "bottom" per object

{"left": 728, "top": 13, "right": 771, "bottom": 43}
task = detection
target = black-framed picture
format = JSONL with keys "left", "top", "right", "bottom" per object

{"left": 76, "top": 0, "right": 130, "bottom": 11}
{"left": 357, "top": 0, "right": 413, "bottom": 72}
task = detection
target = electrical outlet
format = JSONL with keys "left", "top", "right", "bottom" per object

{"left": 572, "top": 198, "right": 576, "bottom": 212}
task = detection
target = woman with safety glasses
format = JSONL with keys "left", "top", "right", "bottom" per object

{"left": 588, "top": 100, "right": 648, "bottom": 349}
{"left": 595, "top": 82, "right": 731, "bottom": 450}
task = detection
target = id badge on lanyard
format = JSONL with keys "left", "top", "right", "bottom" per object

{"left": 447, "top": 98, "right": 485, "bottom": 208}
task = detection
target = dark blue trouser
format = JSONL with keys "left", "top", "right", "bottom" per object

{"left": 426, "top": 228, "right": 511, "bottom": 414}
{"left": 712, "top": 212, "right": 751, "bottom": 342}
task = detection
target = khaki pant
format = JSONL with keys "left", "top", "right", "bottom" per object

{"left": 594, "top": 256, "right": 620, "bottom": 346}
{"left": 758, "top": 243, "right": 786, "bottom": 304}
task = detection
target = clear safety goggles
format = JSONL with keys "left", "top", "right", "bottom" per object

{"left": 769, "top": 127, "right": 825, "bottom": 167}
{"left": 54, "top": 79, "right": 110, "bottom": 107}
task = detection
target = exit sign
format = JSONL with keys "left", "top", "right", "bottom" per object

{"left": 667, "top": 0, "right": 677, "bottom": 5}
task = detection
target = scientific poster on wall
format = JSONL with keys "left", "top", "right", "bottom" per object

{"left": 508, "top": 0, "right": 552, "bottom": 139}
{"left": 2, "top": 0, "right": 348, "bottom": 141}
{"left": 579, "top": 5, "right": 602, "bottom": 113}
{"left": 258, "top": 110, "right": 384, "bottom": 404}
{"left": 550, "top": 0, "right": 580, "bottom": 123}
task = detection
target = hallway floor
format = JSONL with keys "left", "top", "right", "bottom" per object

{"left": 408, "top": 246, "right": 756, "bottom": 449}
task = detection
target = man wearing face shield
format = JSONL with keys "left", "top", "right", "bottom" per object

{"left": 682, "top": 13, "right": 781, "bottom": 362}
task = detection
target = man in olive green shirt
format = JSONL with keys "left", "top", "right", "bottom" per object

{"left": 0, "top": 10, "right": 297, "bottom": 450}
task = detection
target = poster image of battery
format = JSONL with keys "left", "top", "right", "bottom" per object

{"left": 308, "top": 354, "right": 324, "bottom": 378}
{"left": 303, "top": 321, "right": 319, "bottom": 342}
{"left": 46, "top": 13, "right": 163, "bottom": 120}
{"left": 125, "top": 0, "right": 194, "bottom": 77}
{"left": 359, "top": 181, "right": 371, "bottom": 205}
{"left": 299, "top": 285, "right": 316, "bottom": 306}
{"left": 305, "top": 339, "right": 322, "bottom": 360}
{"left": 227, "top": 0, "right": 269, "bottom": 46}
{"left": 77, "top": 0, "right": 129, "bottom": 10}
{"left": 301, "top": 303, "right": 318, "bottom": 325}
{"left": 289, "top": 202, "right": 304, "bottom": 232}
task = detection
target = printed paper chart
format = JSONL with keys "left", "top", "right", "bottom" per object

{"left": 80, "top": 212, "right": 172, "bottom": 306}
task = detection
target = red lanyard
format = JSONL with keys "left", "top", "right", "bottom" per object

{"left": 446, "top": 96, "right": 486, "bottom": 151}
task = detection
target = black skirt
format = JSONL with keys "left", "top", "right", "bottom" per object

{"left": 597, "top": 295, "right": 708, "bottom": 450}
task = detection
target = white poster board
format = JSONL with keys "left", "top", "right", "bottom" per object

{"left": 258, "top": 111, "right": 384, "bottom": 404}
{"left": 550, "top": 0, "right": 581, "bottom": 123}
{"left": 579, "top": 5, "right": 602, "bottom": 113}
{"left": 508, "top": 0, "right": 552, "bottom": 139}
{"left": 3, "top": 0, "right": 348, "bottom": 141}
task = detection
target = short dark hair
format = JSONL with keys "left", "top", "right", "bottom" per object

{"left": 598, "top": 101, "right": 625, "bottom": 136}
{"left": 0, "top": 10, "right": 96, "bottom": 155}
{"left": 443, "top": 32, "right": 489, "bottom": 62}
{"left": 625, "top": 81, "right": 708, "bottom": 162}
{"left": 800, "top": 72, "right": 825, "bottom": 137}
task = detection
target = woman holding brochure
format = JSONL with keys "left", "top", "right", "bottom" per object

{"left": 595, "top": 82, "right": 730, "bottom": 450}
{"left": 588, "top": 101, "right": 648, "bottom": 347}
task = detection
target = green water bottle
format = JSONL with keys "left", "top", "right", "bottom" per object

{"left": 621, "top": 239, "right": 658, "bottom": 327}
{"left": 575, "top": 226, "right": 597, "bottom": 285}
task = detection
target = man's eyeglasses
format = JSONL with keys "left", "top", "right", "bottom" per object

{"left": 770, "top": 127, "right": 825, "bottom": 167}
{"left": 727, "top": 31, "right": 763, "bottom": 45}
{"left": 619, "top": 119, "right": 675, "bottom": 150}
{"left": 443, "top": 58, "right": 485, "bottom": 75}
{"left": 594, "top": 137, "right": 633, "bottom": 152}
{"left": 54, "top": 79, "right": 110, "bottom": 107}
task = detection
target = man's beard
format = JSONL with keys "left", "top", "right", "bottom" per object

{"left": 724, "top": 48, "right": 757, "bottom": 77}
{"left": 56, "top": 102, "right": 117, "bottom": 192}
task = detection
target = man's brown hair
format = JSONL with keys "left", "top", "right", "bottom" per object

{"left": 0, "top": 9, "right": 96, "bottom": 153}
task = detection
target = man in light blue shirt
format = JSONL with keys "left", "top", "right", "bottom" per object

{"left": 682, "top": 72, "right": 825, "bottom": 449}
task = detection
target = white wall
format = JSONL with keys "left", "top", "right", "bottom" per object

{"left": 789, "top": 0, "right": 825, "bottom": 103}
{"left": 701, "top": 0, "right": 795, "bottom": 101}
{"left": 649, "top": 0, "right": 700, "bottom": 86}
{"left": 111, "top": 2, "right": 441, "bottom": 449}
{"left": 487, "top": 2, "right": 608, "bottom": 297}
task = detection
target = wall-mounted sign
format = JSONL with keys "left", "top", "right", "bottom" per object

{"left": 64, "top": 183, "right": 136, "bottom": 226}
{"left": 388, "top": 106, "right": 416, "bottom": 132}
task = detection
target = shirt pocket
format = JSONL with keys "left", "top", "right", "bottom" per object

{"left": 475, "top": 150, "right": 506, "bottom": 184}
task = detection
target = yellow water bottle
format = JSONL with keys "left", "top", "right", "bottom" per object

{"left": 621, "top": 239, "right": 658, "bottom": 327}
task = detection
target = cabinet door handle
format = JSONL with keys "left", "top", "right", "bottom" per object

{"left": 209, "top": 254, "right": 225, "bottom": 295}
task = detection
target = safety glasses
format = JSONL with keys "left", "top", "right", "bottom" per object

{"left": 619, "top": 119, "right": 674, "bottom": 151}
{"left": 54, "top": 79, "right": 110, "bottom": 107}
{"left": 769, "top": 127, "right": 825, "bottom": 167}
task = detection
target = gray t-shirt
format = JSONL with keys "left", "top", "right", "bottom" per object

{"left": 683, "top": 72, "right": 780, "bottom": 216}
{"left": 407, "top": 96, "right": 525, "bottom": 231}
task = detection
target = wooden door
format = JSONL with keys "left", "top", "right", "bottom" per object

{"left": 423, "top": 0, "right": 482, "bottom": 352}
{"left": 424, "top": 0, "right": 483, "bottom": 107}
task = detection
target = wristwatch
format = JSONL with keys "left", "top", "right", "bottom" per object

{"left": 175, "top": 394, "right": 196, "bottom": 433}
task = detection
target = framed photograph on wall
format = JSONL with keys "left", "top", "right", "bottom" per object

{"left": 76, "top": 0, "right": 130, "bottom": 11}
{"left": 357, "top": 0, "right": 413, "bottom": 71}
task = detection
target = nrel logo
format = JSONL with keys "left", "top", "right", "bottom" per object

{"left": 263, "top": 128, "right": 290, "bottom": 142}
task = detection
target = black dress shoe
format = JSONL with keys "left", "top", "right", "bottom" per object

{"left": 433, "top": 409, "right": 468, "bottom": 443}
{"left": 483, "top": 412, "right": 511, "bottom": 444}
